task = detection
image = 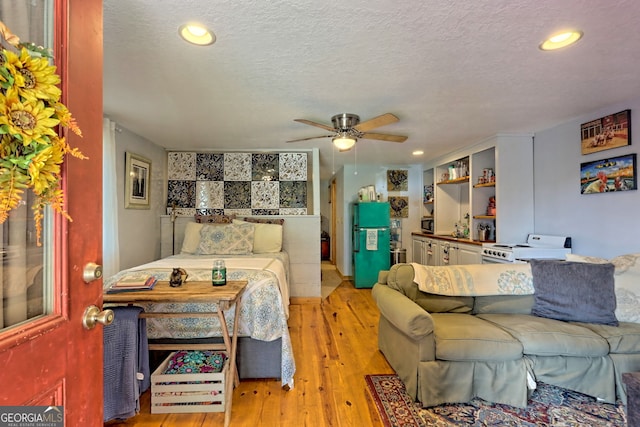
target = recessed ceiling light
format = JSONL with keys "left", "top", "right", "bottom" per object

{"left": 179, "top": 23, "right": 216, "bottom": 46}
{"left": 539, "top": 30, "right": 583, "bottom": 51}
{"left": 412, "top": 150, "right": 424, "bottom": 156}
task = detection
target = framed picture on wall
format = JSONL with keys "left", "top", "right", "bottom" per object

{"left": 580, "top": 109, "right": 631, "bottom": 155}
{"left": 125, "top": 152, "right": 151, "bottom": 209}
{"left": 389, "top": 196, "right": 409, "bottom": 218}
{"left": 387, "top": 169, "right": 408, "bottom": 191}
{"left": 580, "top": 153, "right": 637, "bottom": 194}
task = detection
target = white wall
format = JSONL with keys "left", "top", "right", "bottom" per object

{"left": 115, "top": 126, "right": 167, "bottom": 269}
{"left": 534, "top": 100, "right": 640, "bottom": 258}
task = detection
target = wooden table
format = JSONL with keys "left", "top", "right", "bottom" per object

{"left": 104, "top": 280, "right": 247, "bottom": 427}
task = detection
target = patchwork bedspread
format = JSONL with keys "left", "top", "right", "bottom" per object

{"left": 104, "top": 252, "right": 295, "bottom": 389}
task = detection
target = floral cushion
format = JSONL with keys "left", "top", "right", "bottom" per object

{"left": 566, "top": 253, "right": 640, "bottom": 323}
{"left": 163, "top": 350, "right": 227, "bottom": 374}
{"left": 196, "top": 223, "right": 255, "bottom": 255}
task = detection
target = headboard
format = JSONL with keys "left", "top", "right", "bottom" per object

{"left": 160, "top": 216, "right": 322, "bottom": 298}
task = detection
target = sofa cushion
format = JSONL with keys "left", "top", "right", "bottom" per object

{"left": 431, "top": 313, "right": 523, "bottom": 361}
{"left": 575, "top": 321, "right": 640, "bottom": 354}
{"left": 530, "top": 259, "right": 618, "bottom": 326}
{"left": 386, "top": 264, "right": 473, "bottom": 313}
{"left": 477, "top": 313, "right": 610, "bottom": 357}
{"left": 567, "top": 253, "right": 640, "bottom": 324}
{"left": 473, "top": 294, "right": 535, "bottom": 315}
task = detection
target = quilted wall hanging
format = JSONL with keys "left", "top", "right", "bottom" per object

{"left": 167, "top": 152, "right": 308, "bottom": 216}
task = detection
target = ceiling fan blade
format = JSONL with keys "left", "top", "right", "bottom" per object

{"left": 286, "top": 134, "right": 333, "bottom": 143}
{"left": 361, "top": 132, "right": 407, "bottom": 143}
{"left": 294, "top": 119, "right": 335, "bottom": 132}
{"left": 353, "top": 113, "right": 399, "bottom": 132}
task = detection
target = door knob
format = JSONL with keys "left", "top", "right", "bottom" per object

{"left": 82, "top": 305, "right": 114, "bottom": 329}
{"left": 83, "top": 262, "right": 103, "bottom": 283}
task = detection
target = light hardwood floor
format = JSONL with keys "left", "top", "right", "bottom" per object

{"left": 105, "top": 272, "right": 394, "bottom": 426}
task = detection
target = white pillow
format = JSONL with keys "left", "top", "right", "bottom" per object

{"left": 196, "top": 223, "right": 255, "bottom": 255}
{"left": 233, "top": 219, "right": 283, "bottom": 253}
{"left": 181, "top": 222, "right": 204, "bottom": 254}
{"left": 566, "top": 253, "right": 640, "bottom": 323}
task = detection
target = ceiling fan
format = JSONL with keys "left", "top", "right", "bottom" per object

{"left": 286, "top": 113, "right": 408, "bottom": 151}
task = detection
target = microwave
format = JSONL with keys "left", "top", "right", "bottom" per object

{"left": 421, "top": 217, "right": 434, "bottom": 233}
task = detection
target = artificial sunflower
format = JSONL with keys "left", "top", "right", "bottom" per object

{"left": 0, "top": 21, "right": 84, "bottom": 245}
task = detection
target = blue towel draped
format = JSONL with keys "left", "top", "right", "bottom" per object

{"left": 103, "top": 306, "right": 149, "bottom": 421}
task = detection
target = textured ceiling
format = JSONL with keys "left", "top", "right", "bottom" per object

{"left": 104, "top": 0, "right": 640, "bottom": 180}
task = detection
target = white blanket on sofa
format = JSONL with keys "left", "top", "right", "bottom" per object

{"left": 411, "top": 262, "right": 534, "bottom": 296}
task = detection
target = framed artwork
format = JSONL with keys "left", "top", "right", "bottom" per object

{"left": 125, "top": 152, "right": 151, "bottom": 209}
{"left": 581, "top": 109, "right": 631, "bottom": 155}
{"left": 387, "top": 169, "right": 408, "bottom": 191}
{"left": 580, "top": 153, "right": 636, "bottom": 194}
{"left": 389, "top": 196, "right": 409, "bottom": 218}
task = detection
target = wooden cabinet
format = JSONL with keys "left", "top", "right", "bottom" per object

{"left": 412, "top": 234, "right": 481, "bottom": 266}
{"left": 424, "top": 134, "right": 534, "bottom": 243}
{"left": 412, "top": 235, "right": 439, "bottom": 266}
{"left": 455, "top": 242, "right": 483, "bottom": 265}
{"left": 412, "top": 237, "right": 424, "bottom": 264}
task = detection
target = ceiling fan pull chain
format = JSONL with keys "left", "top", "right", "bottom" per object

{"left": 354, "top": 143, "right": 358, "bottom": 175}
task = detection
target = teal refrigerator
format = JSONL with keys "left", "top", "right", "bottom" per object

{"left": 352, "top": 202, "right": 391, "bottom": 288}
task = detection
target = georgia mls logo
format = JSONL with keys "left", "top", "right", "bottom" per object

{"left": 0, "top": 405, "right": 64, "bottom": 427}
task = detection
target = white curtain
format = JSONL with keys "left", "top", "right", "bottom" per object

{"left": 102, "top": 118, "right": 120, "bottom": 278}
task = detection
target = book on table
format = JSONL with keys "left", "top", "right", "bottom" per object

{"left": 107, "top": 274, "right": 158, "bottom": 293}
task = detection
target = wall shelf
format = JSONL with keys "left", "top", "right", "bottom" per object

{"left": 473, "top": 215, "right": 496, "bottom": 219}
{"left": 437, "top": 176, "right": 470, "bottom": 185}
{"left": 473, "top": 182, "right": 495, "bottom": 188}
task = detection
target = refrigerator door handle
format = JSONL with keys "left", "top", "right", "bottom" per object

{"left": 353, "top": 228, "right": 360, "bottom": 252}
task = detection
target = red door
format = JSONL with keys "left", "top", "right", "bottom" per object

{"left": 0, "top": 0, "right": 104, "bottom": 425}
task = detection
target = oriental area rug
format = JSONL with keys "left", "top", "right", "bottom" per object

{"left": 365, "top": 374, "right": 627, "bottom": 426}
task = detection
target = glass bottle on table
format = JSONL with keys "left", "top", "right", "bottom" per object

{"left": 212, "top": 259, "right": 227, "bottom": 286}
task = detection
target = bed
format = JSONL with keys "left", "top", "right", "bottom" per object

{"left": 103, "top": 215, "right": 296, "bottom": 389}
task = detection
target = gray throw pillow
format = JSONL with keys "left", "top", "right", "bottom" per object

{"left": 530, "top": 259, "right": 618, "bottom": 326}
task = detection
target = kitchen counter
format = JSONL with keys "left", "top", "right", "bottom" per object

{"left": 411, "top": 231, "right": 493, "bottom": 246}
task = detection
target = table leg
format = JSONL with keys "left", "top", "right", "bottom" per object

{"left": 218, "top": 297, "right": 242, "bottom": 427}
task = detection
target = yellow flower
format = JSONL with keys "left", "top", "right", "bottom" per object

{"left": 15, "top": 48, "right": 61, "bottom": 102}
{"left": 0, "top": 50, "right": 25, "bottom": 90}
{"left": 28, "top": 144, "right": 63, "bottom": 195}
{"left": 0, "top": 87, "right": 59, "bottom": 146}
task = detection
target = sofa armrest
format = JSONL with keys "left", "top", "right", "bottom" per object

{"left": 377, "top": 270, "right": 389, "bottom": 284}
{"left": 372, "top": 283, "right": 434, "bottom": 340}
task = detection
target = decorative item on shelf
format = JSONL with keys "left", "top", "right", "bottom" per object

{"left": 477, "top": 223, "right": 490, "bottom": 241}
{"left": 483, "top": 168, "right": 494, "bottom": 183}
{"left": 440, "top": 172, "right": 449, "bottom": 182}
{"left": 486, "top": 196, "right": 496, "bottom": 216}
{"left": 423, "top": 184, "right": 433, "bottom": 203}
{"left": 0, "top": 21, "right": 84, "bottom": 245}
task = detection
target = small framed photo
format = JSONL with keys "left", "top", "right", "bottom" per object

{"left": 580, "top": 109, "right": 631, "bottom": 155}
{"left": 125, "top": 152, "right": 151, "bottom": 209}
{"left": 580, "top": 153, "right": 636, "bottom": 194}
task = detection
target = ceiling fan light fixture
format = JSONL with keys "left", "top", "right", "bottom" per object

{"left": 179, "top": 23, "right": 216, "bottom": 46}
{"left": 332, "top": 133, "right": 356, "bottom": 150}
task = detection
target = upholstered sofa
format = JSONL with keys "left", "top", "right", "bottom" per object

{"left": 372, "top": 258, "right": 640, "bottom": 408}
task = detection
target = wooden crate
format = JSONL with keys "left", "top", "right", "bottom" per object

{"left": 150, "top": 351, "right": 227, "bottom": 414}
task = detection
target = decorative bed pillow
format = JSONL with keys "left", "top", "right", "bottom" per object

{"left": 566, "top": 253, "right": 640, "bottom": 323}
{"left": 530, "top": 259, "right": 618, "bottom": 326}
{"left": 196, "top": 223, "right": 255, "bottom": 255}
{"left": 241, "top": 217, "right": 285, "bottom": 225}
{"left": 194, "top": 213, "right": 235, "bottom": 224}
{"left": 180, "top": 222, "right": 204, "bottom": 254}
{"left": 233, "top": 219, "right": 283, "bottom": 253}
{"left": 163, "top": 350, "right": 227, "bottom": 374}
